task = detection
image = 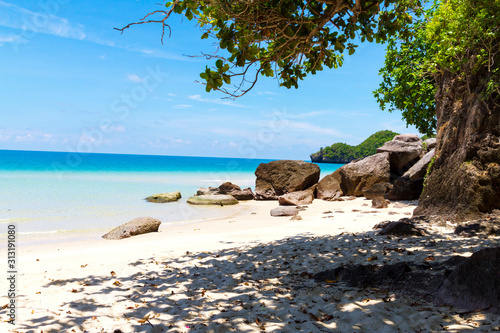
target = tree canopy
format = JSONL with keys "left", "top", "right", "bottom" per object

{"left": 117, "top": 0, "right": 423, "bottom": 97}
{"left": 374, "top": 0, "right": 500, "bottom": 136}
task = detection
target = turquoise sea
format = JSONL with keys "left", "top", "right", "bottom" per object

{"left": 0, "top": 150, "right": 343, "bottom": 238}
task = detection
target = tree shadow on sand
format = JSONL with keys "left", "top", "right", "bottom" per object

{"left": 12, "top": 228, "right": 499, "bottom": 332}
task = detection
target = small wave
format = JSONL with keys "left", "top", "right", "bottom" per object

{"left": 18, "top": 230, "right": 59, "bottom": 235}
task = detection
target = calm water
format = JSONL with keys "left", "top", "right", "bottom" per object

{"left": 0, "top": 150, "right": 343, "bottom": 236}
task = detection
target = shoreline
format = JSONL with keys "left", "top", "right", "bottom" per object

{"left": 3, "top": 198, "right": 499, "bottom": 332}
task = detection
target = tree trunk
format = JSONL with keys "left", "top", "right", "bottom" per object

{"left": 414, "top": 71, "right": 500, "bottom": 222}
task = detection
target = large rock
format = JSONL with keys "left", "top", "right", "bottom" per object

{"left": 337, "top": 153, "right": 390, "bottom": 197}
{"left": 145, "top": 191, "right": 182, "bottom": 203}
{"left": 362, "top": 182, "right": 393, "bottom": 200}
{"left": 217, "top": 182, "right": 254, "bottom": 200}
{"left": 376, "top": 138, "right": 424, "bottom": 176}
{"left": 187, "top": 195, "right": 238, "bottom": 205}
{"left": 393, "top": 134, "right": 422, "bottom": 143}
{"left": 403, "top": 149, "right": 435, "bottom": 181}
{"left": 255, "top": 160, "right": 320, "bottom": 200}
{"left": 278, "top": 187, "right": 315, "bottom": 206}
{"left": 316, "top": 169, "right": 343, "bottom": 199}
{"left": 437, "top": 247, "right": 500, "bottom": 313}
{"left": 386, "top": 176, "right": 424, "bottom": 200}
{"left": 102, "top": 217, "right": 161, "bottom": 240}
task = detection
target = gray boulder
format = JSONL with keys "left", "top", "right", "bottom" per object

{"left": 187, "top": 195, "right": 238, "bottom": 206}
{"left": 102, "top": 217, "right": 161, "bottom": 240}
{"left": 403, "top": 149, "right": 435, "bottom": 181}
{"left": 316, "top": 169, "right": 343, "bottom": 199}
{"left": 270, "top": 206, "right": 299, "bottom": 216}
{"left": 255, "top": 160, "right": 320, "bottom": 200}
{"left": 278, "top": 187, "right": 315, "bottom": 206}
{"left": 376, "top": 138, "right": 424, "bottom": 176}
{"left": 337, "top": 152, "right": 391, "bottom": 197}
{"left": 393, "top": 134, "right": 422, "bottom": 143}
{"left": 425, "top": 138, "right": 437, "bottom": 150}
{"left": 145, "top": 191, "right": 182, "bottom": 203}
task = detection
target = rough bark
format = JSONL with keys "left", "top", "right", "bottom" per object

{"left": 414, "top": 71, "right": 500, "bottom": 221}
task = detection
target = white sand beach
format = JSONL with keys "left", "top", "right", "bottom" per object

{"left": 2, "top": 198, "right": 499, "bottom": 332}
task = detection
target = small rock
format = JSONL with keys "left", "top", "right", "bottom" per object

{"left": 102, "top": 217, "right": 161, "bottom": 240}
{"left": 187, "top": 195, "right": 238, "bottom": 206}
{"left": 270, "top": 206, "right": 298, "bottom": 217}
{"left": 372, "top": 197, "right": 390, "bottom": 209}
{"left": 290, "top": 215, "right": 303, "bottom": 221}
{"left": 145, "top": 191, "right": 181, "bottom": 203}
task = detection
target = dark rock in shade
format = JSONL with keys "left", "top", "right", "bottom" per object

{"left": 278, "top": 186, "right": 315, "bottom": 206}
{"left": 314, "top": 262, "right": 411, "bottom": 288}
{"left": 372, "top": 197, "right": 390, "bottom": 209}
{"left": 386, "top": 176, "right": 424, "bottom": 201}
{"left": 437, "top": 247, "right": 500, "bottom": 313}
{"left": 187, "top": 195, "right": 238, "bottom": 205}
{"left": 337, "top": 152, "right": 391, "bottom": 197}
{"left": 362, "top": 182, "right": 393, "bottom": 200}
{"left": 377, "top": 221, "right": 428, "bottom": 236}
{"left": 316, "top": 169, "right": 343, "bottom": 199}
{"left": 145, "top": 191, "right": 182, "bottom": 203}
{"left": 102, "top": 217, "right": 161, "bottom": 240}
{"left": 454, "top": 218, "right": 500, "bottom": 237}
{"left": 403, "top": 149, "right": 435, "bottom": 181}
{"left": 376, "top": 139, "right": 424, "bottom": 176}
{"left": 270, "top": 206, "right": 299, "bottom": 217}
{"left": 255, "top": 160, "right": 320, "bottom": 200}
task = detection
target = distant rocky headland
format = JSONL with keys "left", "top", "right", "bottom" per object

{"left": 310, "top": 130, "right": 400, "bottom": 163}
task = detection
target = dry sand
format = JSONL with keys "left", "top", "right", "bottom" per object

{"left": 1, "top": 198, "right": 499, "bottom": 332}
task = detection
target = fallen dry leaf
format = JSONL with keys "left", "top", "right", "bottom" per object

{"left": 110, "top": 271, "right": 117, "bottom": 276}
{"left": 113, "top": 280, "right": 121, "bottom": 286}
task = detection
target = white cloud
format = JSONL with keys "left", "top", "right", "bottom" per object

{"left": 286, "top": 120, "right": 344, "bottom": 137}
{"left": 188, "top": 95, "right": 250, "bottom": 109}
{"left": 0, "top": 1, "right": 86, "bottom": 39}
{"left": 173, "top": 104, "right": 193, "bottom": 109}
{"left": 126, "top": 74, "right": 144, "bottom": 83}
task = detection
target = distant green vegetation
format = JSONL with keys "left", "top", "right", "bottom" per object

{"left": 311, "top": 130, "right": 400, "bottom": 163}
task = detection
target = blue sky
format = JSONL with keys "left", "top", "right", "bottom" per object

{"left": 0, "top": 0, "right": 419, "bottom": 160}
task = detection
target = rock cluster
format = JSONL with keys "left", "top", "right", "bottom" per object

{"left": 187, "top": 182, "right": 254, "bottom": 205}
{"left": 318, "top": 134, "right": 435, "bottom": 202}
